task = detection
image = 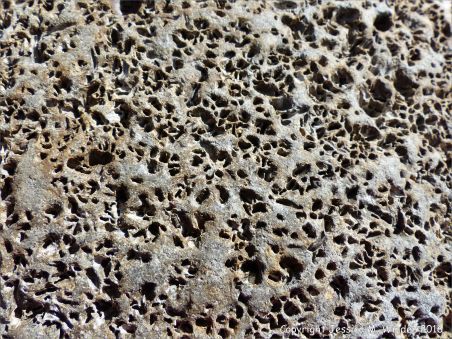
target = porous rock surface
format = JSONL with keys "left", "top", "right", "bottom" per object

{"left": 0, "top": 0, "right": 451, "bottom": 338}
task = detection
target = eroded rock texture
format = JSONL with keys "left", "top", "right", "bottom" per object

{"left": 0, "top": 0, "right": 451, "bottom": 337}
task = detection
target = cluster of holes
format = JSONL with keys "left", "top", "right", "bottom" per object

{"left": 0, "top": 0, "right": 450, "bottom": 338}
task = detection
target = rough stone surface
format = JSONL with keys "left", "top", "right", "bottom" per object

{"left": 0, "top": 0, "right": 451, "bottom": 338}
